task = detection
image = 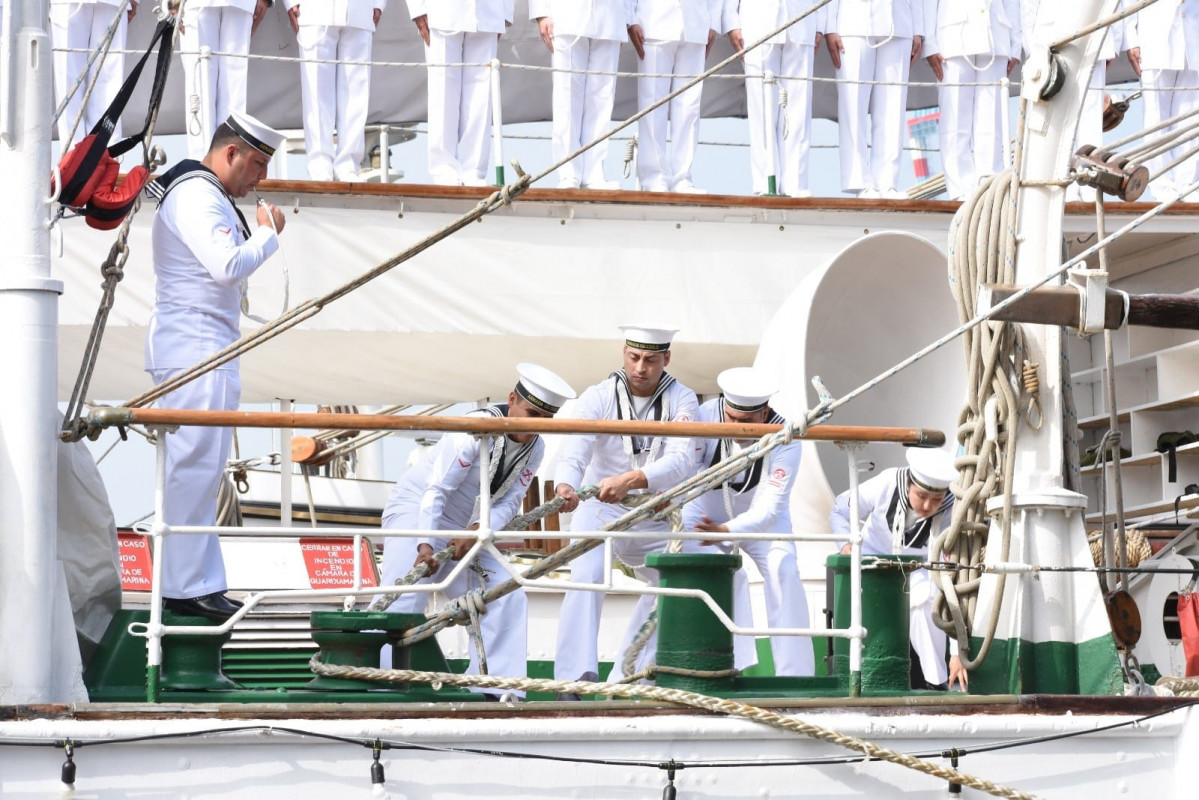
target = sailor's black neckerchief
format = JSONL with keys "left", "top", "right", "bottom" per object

{"left": 611, "top": 369, "right": 675, "bottom": 468}
{"left": 886, "top": 467, "right": 954, "bottom": 550}
{"left": 148, "top": 159, "right": 250, "bottom": 239}
{"left": 469, "top": 405, "right": 536, "bottom": 524}
{"left": 714, "top": 401, "right": 784, "bottom": 518}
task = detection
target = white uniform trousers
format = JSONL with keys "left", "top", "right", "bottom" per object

{"left": 636, "top": 39, "right": 706, "bottom": 191}
{"left": 426, "top": 29, "right": 498, "bottom": 185}
{"left": 1141, "top": 68, "right": 1199, "bottom": 200}
{"left": 379, "top": 535, "right": 529, "bottom": 693}
{"left": 181, "top": 4, "right": 253, "bottom": 159}
{"left": 51, "top": 2, "right": 127, "bottom": 147}
{"left": 148, "top": 368, "right": 237, "bottom": 600}
{"left": 674, "top": 539, "right": 814, "bottom": 677}
{"left": 744, "top": 42, "right": 815, "bottom": 196}
{"left": 908, "top": 568, "right": 947, "bottom": 686}
{"left": 835, "top": 35, "right": 911, "bottom": 194}
{"left": 552, "top": 35, "right": 620, "bottom": 186}
{"left": 298, "top": 24, "right": 374, "bottom": 181}
{"left": 938, "top": 56, "right": 1005, "bottom": 201}
{"left": 553, "top": 498, "right": 671, "bottom": 681}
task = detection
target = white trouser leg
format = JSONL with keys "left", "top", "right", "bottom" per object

{"left": 606, "top": 591, "right": 657, "bottom": 683}
{"left": 181, "top": 6, "right": 252, "bottom": 159}
{"left": 742, "top": 539, "right": 814, "bottom": 676}
{"left": 869, "top": 36, "right": 911, "bottom": 193}
{"left": 778, "top": 43, "right": 815, "bottom": 196}
{"left": 667, "top": 41, "right": 705, "bottom": 188}
{"left": 149, "top": 369, "right": 237, "bottom": 599}
{"left": 53, "top": 3, "right": 127, "bottom": 146}
{"left": 551, "top": 35, "right": 587, "bottom": 185}
{"left": 744, "top": 43, "right": 782, "bottom": 195}
{"left": 425, "top": 30, "right": 464, "bottom": 184}
{"left": 217, "top": 7, "right": 252, "bottom": 134}
{"left": 333, "top": 26, "right": 374, "bottom": 179}
{"left": 729, "top": 567, "right": 760, "bottom": 670}
{"left": 1140, "top": 69, "right": 1199, "bottom": 198}
{"left": 836, "top": 35, "right": 875, "bottom": 193}
{"left": 298, "top": 25, "right": 338, "bottom": 180}
{"left": 181, "top": 5, "right": 220, "bottom": 159}
{"left": 458, "top": 32, "right": 499, "bottom": 183}
{"left": 974, "top": 57, "right": 1006, "bottom": 182}
{"left": 637, "top": 40, "right": 677, "bottom": 189}
{"left": 578, "top": 39, "right": 620, "bottom": 185}
{"left": 1167, "top": 71, "right": 1199, "bottom": 194}
{"left": 938, "top": 58, "right": 973, "bottom": 200}
{"left": 553, "top": 501, "right": 608, "bottom": 680}
{"left": 441, "top": 548, "right": 528, "bottom": 689}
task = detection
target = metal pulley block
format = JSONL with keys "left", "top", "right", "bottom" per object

{"left": 1071, "top": 145, "right": 1150, "bottom": 202}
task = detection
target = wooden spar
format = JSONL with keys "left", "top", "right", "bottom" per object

{"left": 89, "top": 407, "right": 945, "bottom": 447}
{"left": 980, "top": 284, "right": 1199, "bottom": 330}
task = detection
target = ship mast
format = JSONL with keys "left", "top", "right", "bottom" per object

{"left": 0, "top": 0, "right": 63, "bottom": 702}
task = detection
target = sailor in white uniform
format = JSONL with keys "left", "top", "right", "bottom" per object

{"left": 629, "top": 0, "right": 723, "bottom": 193}
{"left": 179, "top": 0, "right": 271, "bottom": 160}
{"left": 378, "top": 364, "right": 576, "bottom": 694}
{"left": 824, "top": 0, "right": 926, "bottom": 198}
{"left": 552, "top": 325, "right": 700, "bottom": 689}
{"left": 530, "top": 0, "right": 627, "bottom": 189}
{"left": 145, "top": 112, "right": 287, "bottom": 620}
{"left": 409, "top": 0, "right": 514, "bottom": 185}
{"left": 50, "top": 0, "right": 138, "bottom": 147}
{"left": 829, "top": 447, "right": 962, "bottom": 689}
{"left": 682, "top": 368, "right": 815, "bottom": 676}
{"left": 721, "top": 0, "right": 825, "bottom": 197}
{"left": 924, "top": 0, "right": 1021, "bottom": 201}
{"left": 1127, "top": 0, "right": 1199, "bottom": 200}
{"left": 286, "top": 0, "right": 386, "bottom": 181}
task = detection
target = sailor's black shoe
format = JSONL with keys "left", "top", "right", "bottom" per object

{"left": 556, "top": 670, "right": 599, "bottom": 701}
{"left": 163, "top": 592, "right": 243, "bottom": 622}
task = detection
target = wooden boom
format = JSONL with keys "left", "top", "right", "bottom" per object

{"left": 980, "top": 284, "right": 1199, "bottom": 330}
{"left": 89, "top": 407, "right": 945, "bottom": 450}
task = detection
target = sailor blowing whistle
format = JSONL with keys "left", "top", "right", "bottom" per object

{"left": 254, "top": 192, "right": 286, "bottom": 234}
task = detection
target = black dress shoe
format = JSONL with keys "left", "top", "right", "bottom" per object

{"left": 163, "top": 592, "right": 243, "bottom": 621}
{"left": 555, "top": 670, "right": 598, "bottom": 701}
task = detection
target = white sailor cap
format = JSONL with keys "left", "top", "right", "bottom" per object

{"left": 717, "top": 367, "right": 777, "bottom": 412}
{"left": 515, "top": 363, "right": 576, "bottom": 414}
{"left": 619, "top": 324, "right": 678, "bottom": 352}
{"left": 906, "top": 448, "right": 957, "bottom": 493}
{"left": 226, "top": 110, "right": 285, "bottom": 157}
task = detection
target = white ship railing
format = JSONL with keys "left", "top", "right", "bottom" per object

{"left": 90, "top": 406, "right": 943, "bottom": 701}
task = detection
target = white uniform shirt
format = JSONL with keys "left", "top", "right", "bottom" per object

{"left": 681, "top": 399, "right": 800, "bottom": 533}
{"left": 283, "top": 0, "right": 387, "bottom": 30}
{"left": 1021, "top": 0, "right": 1125, "bottom": 60}
{"left": 528, "top": 0, "right": 630, "bottom": 41}
{"left": 406, "top": 0, "right": 513, "bottom": 34}
{"left": 721, "top": 0, "right": 826, "bottom": 46}
{"left": 1131, "top": 0, "right": 1199, "bottom": 71}
{"left": 628, "top": 0, "right": 723, "bottom": 45}
{"left": 383, "top": 416, "right": 544, "bottom": 537}
{"left": 829, "top": 466, "right": 953, "bottom": 556}
{"left": 924, "top": 0, "right": 1021, "bottom": 59}
{"left": 145, "top": 171, "right": 278, "bottom": 372}
{"left": 825, "top": 0, "right": 926, "bottom": 40}
{"left": 554, "top": 373, "right": 699, "bottom": 493}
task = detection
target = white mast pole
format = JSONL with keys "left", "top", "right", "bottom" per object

{"left": 0, "top": 0, "right": 64, "bottom": 703}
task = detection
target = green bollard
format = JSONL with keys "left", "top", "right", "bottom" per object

{"left": 645, "top": 552, "right": 742, "bottom": 692}
{"left": 160, "top": 611, "right": 239, "bottom": 691}
{"left": 306, "top": 611, "right": 425, "bottom": 691}
{"left": 827, "top": 554, "right": 922, "bottom": 694}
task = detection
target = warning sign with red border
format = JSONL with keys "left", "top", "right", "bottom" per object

{"left": 117, "top": 531, "right": 154, "bottom": 591}
{"left": 299, "top": 537, "right": 379, "bottom": 589}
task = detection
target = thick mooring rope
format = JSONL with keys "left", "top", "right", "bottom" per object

{"left": 307, "top": 656, "right": 1038, "bottom": 800}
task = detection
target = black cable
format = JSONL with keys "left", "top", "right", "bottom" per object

{"left": 1, "top": 700, "right": 1193, "bottom": 773}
